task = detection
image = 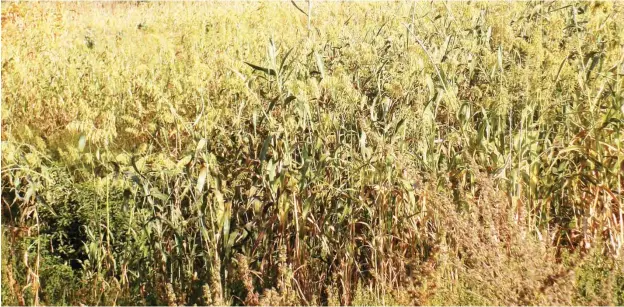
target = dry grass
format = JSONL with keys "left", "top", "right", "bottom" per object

{"left": 2, "top": 1, "right": 624, "bottom": 305}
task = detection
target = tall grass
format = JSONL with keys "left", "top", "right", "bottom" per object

{"left": 2, "top": 1, "right": 624, "bottom": 305}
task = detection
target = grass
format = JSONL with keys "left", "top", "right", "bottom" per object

{"left": 2, "top": 1, "right": 624, "bottom": 305}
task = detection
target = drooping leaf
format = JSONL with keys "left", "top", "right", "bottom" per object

{"left": 244, "top": 61, "right": 276, "bottom": 76}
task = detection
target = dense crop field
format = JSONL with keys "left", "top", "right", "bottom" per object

{"left": 2, "top": 1, "right": 624, "bottom": 305}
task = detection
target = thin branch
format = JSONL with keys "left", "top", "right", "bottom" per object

{"left": 291, "top": 0, "right": 308, "bottom": 17}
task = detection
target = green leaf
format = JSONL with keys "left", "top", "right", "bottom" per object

{"left": 150, "top": 188, "right": 169, "bottom": 202}
{"left": 196, "top": 138, "right": 207, "bottom": 155}
{"left": 244, "top": 61, "right": 276, "bottom": 76}
{"left": 177, "top": 155, "right": 193, "bottom": 169}
{"left": 260, "top": 135, "right": 271, "bottom": 161}
{"left": 315, "top": 51, "right": 326, "bottom": 79}
{"left": 426, "top": 74, "right": 435, "bottom": 100}
{"left": 284, "top": 95, "right": 296, "bottom": 105}
{"left": 227, "top": 230, "right": 240, "bottom": 248}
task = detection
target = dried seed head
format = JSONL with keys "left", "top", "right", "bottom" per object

{"left": 166, "top": 283, "right": 177, "bottom": 306}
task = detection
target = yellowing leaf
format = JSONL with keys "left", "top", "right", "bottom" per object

{"left": 177, "top": 155, "right": 193, "bottom": 169}
{"left": 197, "top": 166, "right": 207, "bottom": 193}
{"left": 78, "top": 135, "right": 86, "bottom": 152}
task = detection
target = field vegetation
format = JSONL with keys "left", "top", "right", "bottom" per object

{"left": 2, "top": 1, "right": 624, "bottom": 305}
